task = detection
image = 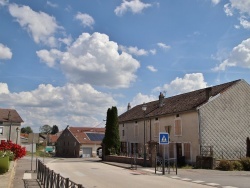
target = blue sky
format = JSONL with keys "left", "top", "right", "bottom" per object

{"left": 0, "top": 0, "right": 250, "bottom": 132}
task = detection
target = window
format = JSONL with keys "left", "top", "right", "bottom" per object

{"left": 184, "top": 143, "right": 191, "bottom": 160}
{"left": 174, "top": 119, "right": 182, "bottom": 136}
{"left": 121, "top": 142, "right": 127, "bottom": 154}
{"left": 0, "top": 127, "right": 3, "bottom": 135}
{"left": 134, "top": 123, "right": 138, "bottom": 137}
{"left": 122, "top": 130, "right": 125, "bottom": 137}
{"left": 154, "top": 122, "right": 159, "bottom": 137}
{"left": 164, "top": 125, "right": 171, "bottom": 134}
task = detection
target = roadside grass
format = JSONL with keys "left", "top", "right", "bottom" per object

{"left": 26, "top": 144, "right": 53, "bottom": 158}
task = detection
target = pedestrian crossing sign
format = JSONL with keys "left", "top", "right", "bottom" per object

{"left": 159, "top": 132, "right": 169, "bottom": 144}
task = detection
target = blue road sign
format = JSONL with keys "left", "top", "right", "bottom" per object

{"left": 159, "top": 132, "right": 169, "bottom": 144}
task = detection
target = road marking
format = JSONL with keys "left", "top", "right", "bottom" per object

{"left": 192, "top": 180, "right": 205, "bottom": 184}
{"left": 74, "top": 171, "right": 85, "bottom": 176}
{"left": 182, "top": 178, "right": 192, "bottom": 181}
{"left": 23, "top": 173, "right": 32, "bottom": 179}
{"left": 170, "top": 176, "right": 180, "bottom": 179}
{"left": 143, "top": 169, "right": 155, "bottom": 172}
{"left": 222, "top": 187, "right": 238, "bottom": 188}
{"left": 206, "top": 183, "right": 220, "bottom": 186}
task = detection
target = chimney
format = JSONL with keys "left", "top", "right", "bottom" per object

{"left": 127, "top": 103, "right": 131, "bottom": 111}
{"left": 205, "top": 87, "right": 212, "bottom": 100}
{"left": 159, "top": 92, "right": 165, "bottom": 107}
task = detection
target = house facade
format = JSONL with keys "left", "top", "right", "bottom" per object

{"left": 56, "top": 126, "right": 105, "bottom": 158}
{"left": 0, "top": 108, "right": 24, "bottom": 144}
{"left": 118, "top": 79, "right": 250, "bottom": 165}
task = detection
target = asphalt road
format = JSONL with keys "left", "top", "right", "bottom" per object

{"left": 46, "top": 158, "right": 212, "bottom": 188}
{"left": 169, "top": 168, "right": 250, "bottom": 188}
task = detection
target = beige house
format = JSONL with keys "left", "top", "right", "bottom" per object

{"left": 118, "top": 79, "right": 250, "bottom": 165}
{"left": 56, "top": 126, "right": 105, "bottom": 158}
{"left": 0, "top": 108, "right": 23, "bottom": 144}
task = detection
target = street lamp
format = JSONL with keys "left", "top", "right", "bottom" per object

{"left": 142, "top": 102, "right": 147, "bottom": 167}
{"left": 16, "top": 127, "right": 19, "bottom": 144}
{"left": 8, "top": 111, "right": 12, "bottom": 141}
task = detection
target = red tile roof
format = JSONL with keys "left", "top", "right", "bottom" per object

{"left": 68, "top": 127, "right": 105, "bottom": 144}
{"left": 49, "top": 134, "right": 59, "bottom": 143}
{"left": 0, "top": 109, "right": 24, "bottom": 123}
{"left": 119, "top": 79, "right": 241, "bottom": 122}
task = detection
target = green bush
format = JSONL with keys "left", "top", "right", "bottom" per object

{"left": 232, "top": 161, "right": 243, "bottom": 171}
{"left": 240, "top": 157, "right": 250, "bottom": 171}
{"left": 217, "top": 160, "right": 233, "bottom": 171}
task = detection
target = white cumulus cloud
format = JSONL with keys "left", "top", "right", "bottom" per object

{"left": 153, "top": 73, "right": 208, "bottom": 96}
{"left": 224, "top": 0, "right": 250, "bottom": 29}
{"left": 119, "top": 45, "right": 148, "bottom": 56}
{"left": 147, "top": 65, "right": 157, "bottom": 72}
{"left": 36, "top": 49, "right": 62, "bottom": 67}
{"left": 130, "top": 92, "right": 157, "bottom": 108}
{"left": 0, "top": 83, "right": 9, "bottom": 94}
{"left": 8, "top": 4, "right": 62, "bottom": 47}
{"left": 114, "top": 0, "right": 152, "bottom": 16}
{"left": 0, "top": 43, "right": 12, "bottom": 59}
{"left": 212, "top": 0, "right": 220, "bottom": 5}
{"left": 75, "top": 12, "right": 95, "bottom": 28}
{"left": 239, "top": 16, "right": 250, "bottom": 29}
{"left": 157, "top": 42, "right": 171, "bottom": 51}
{"left": 213, "top": 38, "right": 250, "bottom": 71}
{"left": 0, "top": 0, "right": 8, "bottom": 6}
{"left": 0, "top": 83, "right": 116, "bottom": 132}
{"left": 37, "top": 32, "right": 140, "bottom": 88}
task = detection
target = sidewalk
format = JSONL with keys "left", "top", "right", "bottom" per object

{"left": 0, "top": 157, "right": 41, "bottom": 188}
{"left": 0, "top": 160, "right": 16, "bottom": 188}
{"left": 12, "top": 157, "right": 41, "bottom": 188}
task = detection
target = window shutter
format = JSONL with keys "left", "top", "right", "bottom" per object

{"left": 154, "top": 122, "right": 159, "bottom": 137}
{"left": 184, "top": 143, "right": 191, "bottom": 160}
{"left": 174, "top": 119, "right": 182, "bottom": 136}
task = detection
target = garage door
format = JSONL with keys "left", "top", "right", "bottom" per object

{"left": 82, "top": 147, "right": 92, "bottom": 158}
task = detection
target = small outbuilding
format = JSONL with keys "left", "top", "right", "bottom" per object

{"left": 56, "top": 126, "right": 105, "bottom": 158}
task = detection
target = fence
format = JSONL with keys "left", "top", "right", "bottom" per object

{"left": 200, "top": 146, "right": 213, "bottom": 157}
{"left": 155, "top": 157, "right": 177, "bottom": 175}
{"left": 36, "top": 159, "right": 83, "bottom": 188}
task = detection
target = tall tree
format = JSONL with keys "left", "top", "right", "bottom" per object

{"left": 51, "top": 125, "right": 59, "bottom": 135}
{"left": 39, "top": 124, "right": 52, "bottom": 134}
{"left": 102, "top": 106, "right": 120, "bottom": 155}
{"left": 20, "top": 126, "right": 33, "bottom": 134}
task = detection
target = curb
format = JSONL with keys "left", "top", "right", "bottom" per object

{"left": 102, "top": 161, "right": 132, "bottom": 169}
{"left": 8, "top": 160, "right": 17, "bottom": 188}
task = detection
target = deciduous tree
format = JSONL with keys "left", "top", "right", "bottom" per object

{"left": 39, "top": 124, "right": 52, "bottom": 134}
{"left": 20, "top": 126, "right": 33, "bottom": 134}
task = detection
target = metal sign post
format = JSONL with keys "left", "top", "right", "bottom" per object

{"left": 159, "top": 132, "right": 169, "bottom": 175}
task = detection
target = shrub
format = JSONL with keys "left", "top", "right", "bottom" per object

{"left": 232, "top": 161, "right": 243, "bottom": 171}
{"left": 217, "top": 160, "right": 233, "bottom": 171}
{"left": 0, "top": 141, "right": 26, "bottom": 160}
{"left": 240, "top": 157, "right": 250, "bottom": 171}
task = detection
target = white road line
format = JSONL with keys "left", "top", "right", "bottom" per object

{"left": 206, "top": 183, "right": 220, "bottom": 186}
{"left": 170, "top": 176, "right": 180, "bottom": 179}
{"left": 192, "top": 180, "right": 205, "bottom": 184}
{"left": 222, "top": 186, "right": 238, "bottom": 188}
{"left": 182, "top": 178, "right": 192, "bottom": 181}
{"left": 23, "top": 173, "right": 32, "bottom": 179}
